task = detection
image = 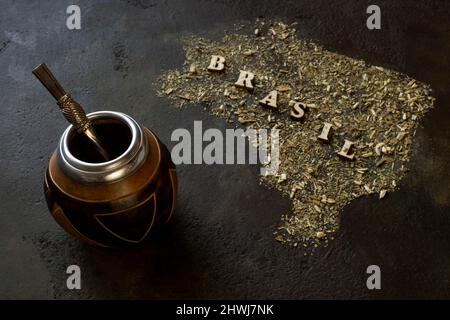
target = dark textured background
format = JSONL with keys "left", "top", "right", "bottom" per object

{"left": 0, "top": 0, "right": 449, "bottom": 299}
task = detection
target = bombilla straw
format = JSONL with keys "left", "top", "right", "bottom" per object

{"left": 32, "top": 63, "right": 110, "bottom": 161}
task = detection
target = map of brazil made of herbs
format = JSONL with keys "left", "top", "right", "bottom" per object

{"left": 157, "top": 20, "right": 435, "bottom": 248}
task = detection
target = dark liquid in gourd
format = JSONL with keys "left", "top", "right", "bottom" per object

{"left": 68, "top": 117, "right": 132, "bottom": 163}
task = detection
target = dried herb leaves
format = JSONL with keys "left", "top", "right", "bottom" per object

{"left": 156, "top": 20, "right": 435, "bottom": 247}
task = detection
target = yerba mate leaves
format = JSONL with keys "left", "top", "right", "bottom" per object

{"left": 156, "top": 19, "right": 434, "bottom": 248}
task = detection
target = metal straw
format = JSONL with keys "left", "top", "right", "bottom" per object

{"left": 32, "top": 63, "right": 110, "bottom": 161}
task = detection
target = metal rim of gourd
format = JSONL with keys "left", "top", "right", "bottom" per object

{"left": 57, "top": 111, "right": 148, "bottom": 183}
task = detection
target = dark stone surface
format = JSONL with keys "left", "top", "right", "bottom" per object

{"left": 0, "top": 0, "right": 449, "bottom": 299}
